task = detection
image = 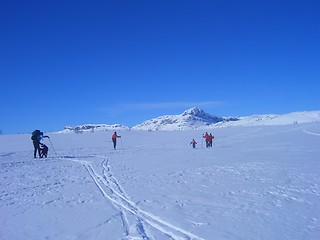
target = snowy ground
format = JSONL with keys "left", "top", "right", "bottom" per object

{"left": 1, "top": 123, "right": 319, "bottom": 240}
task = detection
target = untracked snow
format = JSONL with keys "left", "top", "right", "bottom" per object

{"left": 1, "top": 123, "right": 320, "bottom": 239}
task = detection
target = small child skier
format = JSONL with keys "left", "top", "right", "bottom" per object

{"left": 190, "top": 139, "right": 197, "bottom": 148}
{"left": 39, "top": 143, "right": 48, "bottom": 158}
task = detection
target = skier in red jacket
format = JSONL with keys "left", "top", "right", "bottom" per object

{"left": 112, "top": 132, "right": 121, "bottom": 150}
{"left": 203, "top": 132, "right": 210, "bottom": 148}
{"left": 203, "top": 132, "right": 214, "bottom": 148}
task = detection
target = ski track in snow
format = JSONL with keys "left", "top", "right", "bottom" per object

{"left": 65, "top": 155, "right": 203, "bottom": 240}
{"left": 303, "top": 129, "right": 320, "bottom": 136}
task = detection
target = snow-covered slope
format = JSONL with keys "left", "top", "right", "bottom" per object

{"left": 60, "top": 124, "right": 129, "bottom": 133}
{"left": 58, "top": 108, "right": 320, "bottom": 133}
{"left": 215, "top": 110, "right": 320, "bottom": 127}
{"left": 0, "top": 123, "right": 319, "bottom": 239}
{"left": 132, "top": 108, "right": 320, "bottom": 130}
{"left": 132, "top": 107, "right": 238, "bottom": 130}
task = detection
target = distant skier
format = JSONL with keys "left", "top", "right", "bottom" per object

{"left": 190, "top": 139, "right": 197, "bottom": 148}
{"left": 203, "top": 132, "right": 210, "bottom": 148}
{"left": 209, "top": 133, "right": 214, "bottom": 147}
{"left": 31, "top": 130, "right": 49, "bottom": 158}
{"left": 111, "top": 131, "right": 121, "bottom": 150}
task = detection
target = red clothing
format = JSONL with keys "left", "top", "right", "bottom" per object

{"left": 112, "top": 133, "right": 120, "bottom": 139}
{"left": 208, "top": 135, "right": 214, "bottom": 141}
{"left": 112, "top": 134, "right": 119, "bottom": 139}
{"left": 203, "top": 133, "right": 210, "bottom": 141}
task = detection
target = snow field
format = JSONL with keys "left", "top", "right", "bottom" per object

{"left": 0, "top": 123, "right": 319, "bottom": 239}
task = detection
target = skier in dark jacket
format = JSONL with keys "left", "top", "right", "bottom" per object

{"left": 190, "top": 139, "right": 197, "bottom": 148}
{"left": 39, "top": 143, "right": 49, "bottom": 158}
{"left": 31, "top": 130, "right": 49, "bottom": 158}
{"left": 209, "top": 133, "right": 214, "bottom": 147}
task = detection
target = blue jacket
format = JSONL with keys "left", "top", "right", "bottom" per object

{"left": 37, "top": 134, "right": 49, "bottom": 142}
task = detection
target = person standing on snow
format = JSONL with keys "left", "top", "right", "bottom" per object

{"left": 111, "top": 131, "right": 121, "bottom": 150}
{"left": 209, "top": 133, "right": 215, "bottom": 147}
{"left": 203, "top": 132, "right": 210, "bottom": 148}
{"left": 190, "top": 139, "right": 197, "bottom": 148}
{"left": 31, "top": 130, "right": 49, "bottom": 158}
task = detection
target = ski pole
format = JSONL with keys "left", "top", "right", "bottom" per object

{"left": 48, "top": 138, "right": 58, "bottom": 158}
{"left": 201, "top": 135, "right": 203, "bottom": 148}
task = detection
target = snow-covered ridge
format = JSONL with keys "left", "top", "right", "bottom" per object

{"left": 133, "top": 108, "right": 320, "bottom": 130}
{"left": 215, "top": 110, "right": 320, "bottom": 128}
{"left": 60, "top": 124, "right": 129, "bottom": 133}
{"left": 59, "top": 108, "right": 320, "bottom": 132}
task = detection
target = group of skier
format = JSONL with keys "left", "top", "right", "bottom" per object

{"left": 203, "top": 132, "right": 215, "bottom": 148}
{"left": 31, "top": 130, "right": 49, "bottom": 158}
{"left": 190, "top": 132, "right": 215, "bottom": 149}
{"left": 31, "top": 129, "right": 213, "bottom": 158}
{"left": 31, "top": 130, "right": 122, "bottom": 158}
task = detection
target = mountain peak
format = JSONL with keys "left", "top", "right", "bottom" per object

{"left": 181, "top": 107, "right": 223, "bottom": 123}
{"left": 182, "top": 107, "right": 204, "bottom": 116}
{"left": 132, "top": 107, "right": 226, "bottom": 130}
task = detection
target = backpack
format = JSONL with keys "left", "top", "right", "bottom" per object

{"left": 31, "top": 130, "right": 41, "bottom": 141}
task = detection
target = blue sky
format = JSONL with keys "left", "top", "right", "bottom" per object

{"left": 1, "top": 0, "right": 319, "bottom": 134}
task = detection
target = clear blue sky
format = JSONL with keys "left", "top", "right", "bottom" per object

{"left": 1, "top": 0, "right": 319, "bottom": 134}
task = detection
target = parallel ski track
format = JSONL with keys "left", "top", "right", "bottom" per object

{"left": 66, "top": 155, "right": 203, "bottom": 240}
{"left": 303, "top": 129, "right": 320, "bottom": 136}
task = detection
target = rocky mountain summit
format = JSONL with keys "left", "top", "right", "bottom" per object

{"left": 132, "top": 107, "right": 238, "bottom": 130}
